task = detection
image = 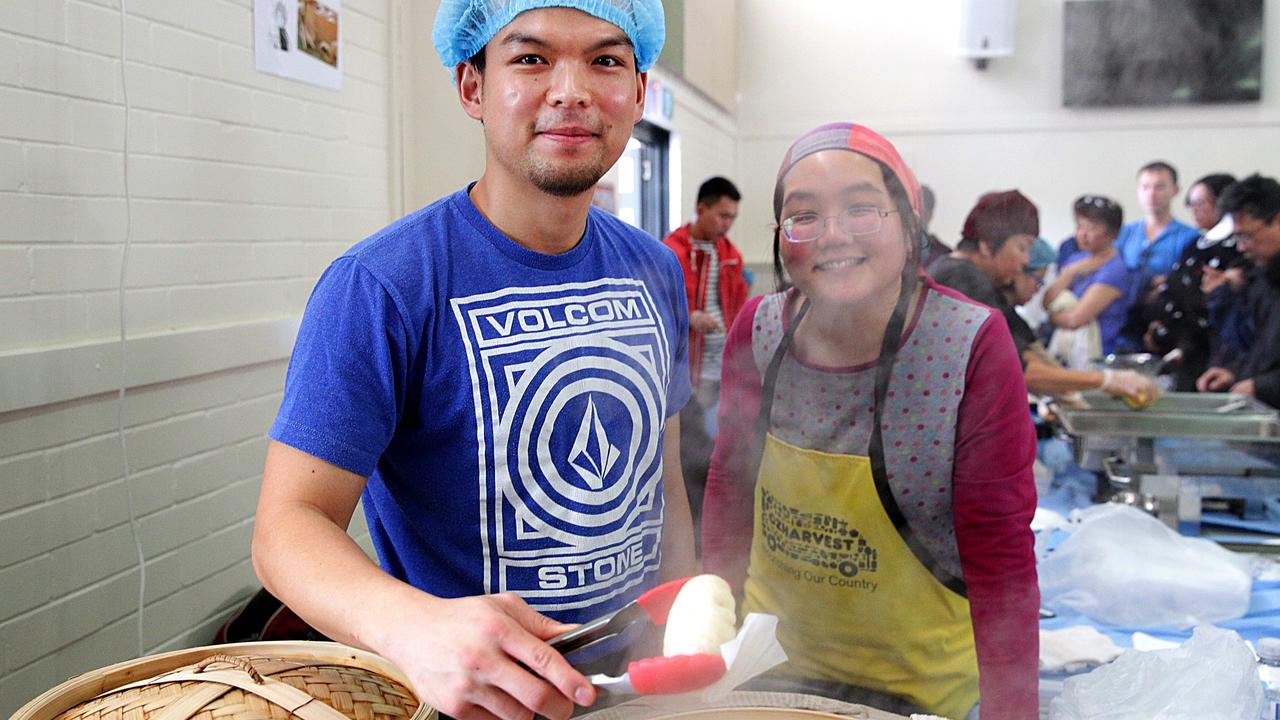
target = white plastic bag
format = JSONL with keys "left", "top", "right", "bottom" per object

{"left": 1038, "top": 504, "right": 1251, "bottom": 627}
{"left": 1048, "top": 625, "right": 1263, "bottom": 720}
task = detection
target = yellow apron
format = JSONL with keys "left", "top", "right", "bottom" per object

{"left": 743, "top": 433, "right": 979, "bottom": 719}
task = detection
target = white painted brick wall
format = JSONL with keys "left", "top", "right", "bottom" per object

{"left": 0, "top": 0, "right": 392, "bottom": 715}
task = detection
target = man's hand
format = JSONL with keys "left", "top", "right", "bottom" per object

{"left": 1230, "top": 378, "right": 1256, "bottom": 398}
{"left": 690, "top": 310, "right": 722, "bottom": 334}
{"left": 1201, "top": 266, "right": 1228, "bottom": 294}
{"left": 1197, "top": 366, "right": 1236, "bottom": 392}
{"left": 1202, "top": 266, "right": 1247, "bottom": 294}
{"left": 383, "top": 592, "right": 595, "bottom": 720}
{"left": 1225, "top": 267, "right": 1247, "bottom": 291}
{"left": 253, "top": 442, "right": 596, "bottom": 720}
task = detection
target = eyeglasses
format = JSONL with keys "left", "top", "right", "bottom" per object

{"left": 1023, "top": 270, "right": 1045, "bottom": 288}
{"left": 1076, "top": 195, "right": 1119, "bottom": 210}
{"left": 779, "top": 206, "right": 898, "bottom": 243}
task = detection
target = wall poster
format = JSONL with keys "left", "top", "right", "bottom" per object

{"left": 254, "top": 0, "right": 343, "bottom": 89}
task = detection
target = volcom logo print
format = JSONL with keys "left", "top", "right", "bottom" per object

{"left": 451, "top": 279, "right": 671, "bottom": 612}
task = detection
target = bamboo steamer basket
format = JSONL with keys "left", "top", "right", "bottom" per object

{"left": 11, "top": 641, "right": 436, "bottom": 720}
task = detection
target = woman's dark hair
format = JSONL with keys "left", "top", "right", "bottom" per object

{"left": 1073, "top": 194, "right": 1123, "bottom": 237}
{"left": 1191, "top": 173, "right": 1237, "bottom": 202}
{"left": 772, "top": 159, "right": 920, "bottom": 292}
{"left": 955, "top": 190, "right": 1039, "bottom": 253}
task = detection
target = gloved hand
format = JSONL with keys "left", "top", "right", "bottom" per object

{"left": 1100, "top": 369, "right": 1159, "bottom": 409}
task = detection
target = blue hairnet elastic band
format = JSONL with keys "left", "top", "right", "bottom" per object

{"left": 433, "top": 0, "right": 665, "bottom": 73}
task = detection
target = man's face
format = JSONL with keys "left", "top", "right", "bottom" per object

{"left": 693, "top": 197, "right": 738, "bottom": 241}
{"left": 986, "top": 233, "right": 1033, "bottom": 286}
{"left": 1137, "top": 168, "right": 1178, "bottom": 215}
{"left": 1233, "top": 211, "right": 1280, "bottom": 265}
{"left": 458, "top": 8, "right": 645, "bottom": 197}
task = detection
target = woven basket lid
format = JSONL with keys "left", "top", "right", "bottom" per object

{"left": 13, "top": 642, "right": 435, "bottom": 720}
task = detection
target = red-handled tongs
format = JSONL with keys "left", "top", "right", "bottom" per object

{"left": 549, "top": 576, "right": 728, "bottom": 695}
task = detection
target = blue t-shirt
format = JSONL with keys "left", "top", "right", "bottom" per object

{"left": 1114, "top": 218, "right": 1199, "bottom": 294}
{"left": 270, "top": 187, "right": 692, "bottom": 624}
{"left": 1064, "top": 251, "right": 1134, "bottom": 355}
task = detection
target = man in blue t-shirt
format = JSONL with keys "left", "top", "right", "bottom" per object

{"left": 1112, "top": 161, "right": 1200, "bottom": 350}
{"left": 1115, "top": 161, "right": 1201, "bottom": 290}
{"left": 251, "top": 3, "right": 692, "bottom": 720}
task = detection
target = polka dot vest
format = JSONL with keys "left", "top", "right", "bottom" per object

{"left": 750, "top": 287, "right": 990, "bottom": 581}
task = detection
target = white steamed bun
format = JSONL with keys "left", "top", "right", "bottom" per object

{"left": 662, "top": 574, "right": 736, "bottom": 657}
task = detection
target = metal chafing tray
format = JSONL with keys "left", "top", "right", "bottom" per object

{"left": 1054, "top": 391, "right": 1280, "bottom": 545}
{"left": 1055, "top": 391, "right": 1280, "bottom": 469}
{"left": 1071, "top": 390, "right": 1275, "bottom": 414}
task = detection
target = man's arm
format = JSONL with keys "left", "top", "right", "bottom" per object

{"left": 252, "top": 441, "right": 595, "bottom": 720}
{"left": 658, "top": 417, "right": 696, "bottom": 580}
{"left": 1251, "top": 369, "right": 1280, "bottom": 409}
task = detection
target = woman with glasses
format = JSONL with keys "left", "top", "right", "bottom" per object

{"left": 701, "top": 123, "right": 1037, "bottom": 720}
{"left": 1042, "top": 195, "right": 1134, "bottom": 362}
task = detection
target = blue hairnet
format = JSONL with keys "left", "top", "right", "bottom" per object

{"left": 433, "top": 0, "right": 665, "bottom": 73}
{"left": 1027, "top": 237, "right": 1056, "bottom": 271}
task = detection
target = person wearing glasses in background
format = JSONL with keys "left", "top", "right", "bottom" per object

{"left": 1042, "top": 195, "right": 1134, "bottom": 364}
{"left": 930, "top": 192, "right": 1159, "bottom": 405}
{"left": 1197, "top": 174, "right": 1280, "bottom": 409}
{"left": 702, "top": 123, "right": 1039, "bottom": 720}
{"left": 1137, "top": 174, "right": 1242, "bottom": 389}
{"left": 1009, "top": 237, "right": 1056, "bottom": 319}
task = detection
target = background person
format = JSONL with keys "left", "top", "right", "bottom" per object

{"left": 1113, "top": 160, "right": 1200, "bottom": 351}
{"left": 251, "top": 3, "right": 692, "bottom": 719}
{"left": 928, "top": 190, "right": 1034, "bottom": 312}
{"left": 703, "top": 122, "right": 1039, "bottom": 720}
{"left": 1143, "top": 173, "right": 1241, "bottom": 389}
{"left": 1011, "top": 237, "right": 1056, "bottom": 323}
{"left": 919, "top": 184, "right": 952, "bottom": 269}
{"left": 662, "top": 176, "right": 749, "bottom": 547}
{"left": 1042, "top": 195, "right": 1133, "bottom": 362}
{"left": 931, "top": 193, "right": 1158, "bottom": 406}
{"left": 1196, "top": 174, "right": 1280, "bottom": 408}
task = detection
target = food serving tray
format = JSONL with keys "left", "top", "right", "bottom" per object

{"left": 1070, "top": 390, "right": 1278, "bottom": 416}
{"left": 1055, "top": 392, "right": 1280, "bottom": 469}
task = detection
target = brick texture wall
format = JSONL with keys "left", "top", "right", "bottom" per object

{"left": 0, "top": 1, "right": 392, "bottom": 714}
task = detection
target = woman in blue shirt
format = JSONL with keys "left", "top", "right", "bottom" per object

{"left": 1043, "top": 195, "right": 1135, "bottom": 356}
